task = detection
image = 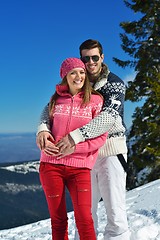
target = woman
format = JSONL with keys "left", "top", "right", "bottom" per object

{"left": 39, "top": 57, "right": 107, "bottom": 240}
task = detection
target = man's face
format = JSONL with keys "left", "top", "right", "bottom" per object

{"left": 81, "top": 47, "right": 104, "bottom": 79}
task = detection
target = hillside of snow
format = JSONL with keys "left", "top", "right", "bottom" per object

{"left": 0, "top": 161, "right": 72, "bottom": 230}
{"left": 0, "top": 179, "right": 160, "bottom": 240}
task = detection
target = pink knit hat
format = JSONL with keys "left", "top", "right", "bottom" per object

{"left": 60, "top": 57, "right": 86, "bottom": 79}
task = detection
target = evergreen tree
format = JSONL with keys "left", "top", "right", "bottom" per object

{"left": 113, "top": 0, "right": 160, "bottom": 186}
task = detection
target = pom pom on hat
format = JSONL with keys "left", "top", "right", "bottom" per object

{"left": 60, "top": 57, "right": 86, "bottom": 79}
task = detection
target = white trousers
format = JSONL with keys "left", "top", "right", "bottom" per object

{"left": 75, "top": 155, "right": 130, "bottom": 240}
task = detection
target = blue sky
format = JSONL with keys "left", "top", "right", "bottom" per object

{"left": 0, "top": 0, "right": 142, "bottom": 133}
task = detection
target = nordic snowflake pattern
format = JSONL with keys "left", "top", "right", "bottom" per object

{"left": 53, "top": 103, "right": 102, "bottom": 119}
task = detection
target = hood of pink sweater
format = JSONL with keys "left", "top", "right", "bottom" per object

{"left": 56, "top": 84, "right": 84, "bottom": 97}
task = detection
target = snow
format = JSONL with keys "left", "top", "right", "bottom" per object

{"left": 0, "top": 179, "right": 160, "bottom": 240}
{"left": 1, "top": 161, "right": 39, "bottom": 174}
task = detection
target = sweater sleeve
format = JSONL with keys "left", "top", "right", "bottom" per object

{"left": 74, "top": 95, "right": 108, "bottom": 153}
{"left": 74, "top": 132, "right": 108, "bottom": 153}
{"left": 36, "top": 104, "right": 51, "bottom": 135}
{"left": 70, "top": 79, "right": 126, "bottom": 144}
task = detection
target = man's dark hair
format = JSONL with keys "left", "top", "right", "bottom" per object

{"left": 79, "top": 39, "right": 103, "bottom": 57}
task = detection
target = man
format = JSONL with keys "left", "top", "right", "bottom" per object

{"left": 37, "top": 39, "right": 130, "bottom": 240}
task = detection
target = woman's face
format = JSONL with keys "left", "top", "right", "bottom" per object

{"left": 66, "top": 67, "right": 86, "bottom": 95}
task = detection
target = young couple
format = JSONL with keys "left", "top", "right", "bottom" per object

{"left": 37, "top": 39, "right": 130, "bottom": 240}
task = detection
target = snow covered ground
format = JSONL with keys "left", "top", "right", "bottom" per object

{"left": 0, "top": 179, "right": 160, "bottom": 240}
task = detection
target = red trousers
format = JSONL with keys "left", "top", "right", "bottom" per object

{"left": 39, "top": 162, "right": 96, "bottom": 240}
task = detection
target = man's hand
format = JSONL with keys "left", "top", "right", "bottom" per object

{"left": 56, "top": 134, "right": 75, "bottom": 153}
{"left": 36, "top": 131, "right": 54, "bottom": 150}
{"left": 55, "top": 146, "right": 75, "bottom": 159}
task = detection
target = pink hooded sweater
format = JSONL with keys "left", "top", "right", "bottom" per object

{"left": 40, "top": 85, "right": 108, "bottom": 169}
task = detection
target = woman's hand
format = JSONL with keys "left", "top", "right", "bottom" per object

{"left": 36, "top": 131, "right": 55, "bottom": 150}
{"left": 43, "top": 140, "right": 59, "bottom": 156}
{"left": 56, "top": 134, "right": 75, "bottom": 153}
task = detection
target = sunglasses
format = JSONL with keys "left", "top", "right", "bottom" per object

{"left": 81, "top": 55, "right": 100, "bottom": 63}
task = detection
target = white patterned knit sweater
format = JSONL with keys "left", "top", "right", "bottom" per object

{"left": 37, "top": 64, "right": 128, "bottom": 157}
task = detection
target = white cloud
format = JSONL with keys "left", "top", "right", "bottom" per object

{"left": 123, "top": 71, "right": 137, "bottom": 85}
